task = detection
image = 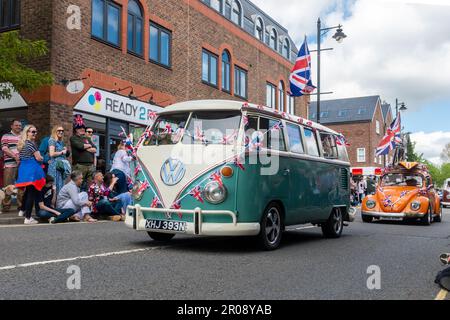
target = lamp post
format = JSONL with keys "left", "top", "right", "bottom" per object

{"left": 316, "top": 18, "right": 347, "bottom": 123}
{"left": 395, "top": 98, "right": 407, "bottom": 114}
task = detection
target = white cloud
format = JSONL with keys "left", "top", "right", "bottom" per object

{"left": 410, "top": 131, "right": 450, "bottom": 164}
{"left": 252, "top": 0, "right": 450, "bottom": 113}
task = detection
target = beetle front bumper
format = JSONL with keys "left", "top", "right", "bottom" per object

{"left": 361, "top": 210, "right": 426, "bottom": 219}
{"left": 125, "top": 205, "right": 260, "bottom": 236}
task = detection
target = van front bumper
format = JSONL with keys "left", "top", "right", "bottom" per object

{"left": 361, "top": 210, "right": 426, "bottom": 219}
{"left": 125, "top": 205, "right": 260, "bottom": 236}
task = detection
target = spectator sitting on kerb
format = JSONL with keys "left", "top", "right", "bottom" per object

{"left": 56, "top": 171, "right": 97, "bottom": 223}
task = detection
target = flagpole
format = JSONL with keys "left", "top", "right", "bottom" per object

{"left": 317, "top": 18, "right": 321, "bottom": 124}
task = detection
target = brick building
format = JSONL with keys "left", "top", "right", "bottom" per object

{"left": 309, "top": 96, "right": 394, "bottom": 175}
{"left": 0, "top": 0, "right": 308, "bottom": 170}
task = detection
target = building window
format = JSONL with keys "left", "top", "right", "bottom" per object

{"left": 231, "top": 0, "right": 241, "bottom": 26}
{"left": 269, "top": 28, "right": 277, "bottom": 50}
{"left": 224, "top": 0, "right": 231, "bottom": 19}
{"left": 234, "top": 66, "right": 247, "bottom": 99}
{"left": 357, "top": 148, "right": 366, "bottom": 163}
{"left": 127, "top": 0, "right": 143, "bottom": 55}
{"left": 376, "top": 120, "right": 380, "bottom": 134}
{"left": 92, "top": 0, "right": 121, "bottom": 47}
{"left": 338, "top": 109, "right": 350, "bottom": 117}
{"left": 202, "top": 49, "right": 218, "bottom": 87}
{"left": 287, "top": 95, "right": 295, "bottom": 114}
{"left": 150, "top": 23, "right": 171, "bottom": 67}
{"left": 266, "top": 83, "right": 276, "bottom": 108}
{"left": 0, "top": 0, "right": 20, "bottom": 31}
{"left": 221, "top": 50, "right": 231, "bottom": 93}
{"left": 255, "top": 17, "right": 263, "bottom": 40}
{"left": 282, "top": 38, "right": 290, "bottom": 59}
{"left": 211, "top": 0, "right": 222, "bottom": 12}
{"left": 278, "top": 81, "right": 285, "bottom": 112}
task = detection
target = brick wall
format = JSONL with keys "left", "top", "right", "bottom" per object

{"left": 326, "top": 101, "right": 392, "bottom": 168}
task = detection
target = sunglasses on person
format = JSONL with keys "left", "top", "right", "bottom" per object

{"left": 29, "top": 130, "right": 37, "bottom": 134}
{"left": 86, "top": 130, "right": 93, "bottom": 134}
{"left": 57, "top": 129, "right": 65, "bottom": 133}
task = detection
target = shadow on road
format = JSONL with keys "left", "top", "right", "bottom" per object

{"left": 127, "top": 229, "right": 343, "bottom": 253}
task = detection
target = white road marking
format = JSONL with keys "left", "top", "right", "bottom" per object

{"left": 0, "top": 247, "right": 160, "bottom": 271}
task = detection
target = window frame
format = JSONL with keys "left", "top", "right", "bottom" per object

{"left": 0, "top": 0, "right": 20, "bottom": 31}
{"left": 255, "top": 17, "right": 264, "bottom": 40}
{"left": 266, "top": 82, "right": 276, "bottom": 109}
{"left": 91, "top": 0, "right": 122, "bottom": 48}
{"left": 221, "top": 50, "right": 231, "bottom": 93}
{"left": 269, "top": 28, "right": 277, "bottom": 51}
{"left": 231, "top": 0, "right": 241, "bottom": 26}
{"left": 319, "top": 132, "right": 339, "bottom": 160}
{"left": 302, "top": 127, "right": 321, "bottom": 157}
{"left": 376, "top": 120, "right": 380, "bottom": 135}
{"left": 234, "top": 65, "right": 248, "bottom": 100}
{"left": 149, "top": 22, "right": 172, "bottom": 68}
{"left": 127, "top": 0, "right": 143, "bottom": 57}
{"left": 202, "top": 49, "right": 219, "bottom": 88}
{"left": 357, "top": 148, "right": 366, "bottom": 163}
{"left": 278, "top": 81, "right": 285, "bottom": 112}
{"left": 286, "top": 123, "right": 305, "bottom": 154}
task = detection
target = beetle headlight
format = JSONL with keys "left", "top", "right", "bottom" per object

{"left": 202, "top": 181, "right": 227, "bottom": 204}
{"left": 366, "top": 200, "right": 376, "bottom": 209}
{"left": 411, "top": 201, "right": 421, "bottom": 211}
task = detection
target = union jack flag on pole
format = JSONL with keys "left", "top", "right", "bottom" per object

{"left": 289, "top": 37, "right": 316, "bottom": 97}
{"left": 376, "top": 113, "right": 402, "bottom": 156}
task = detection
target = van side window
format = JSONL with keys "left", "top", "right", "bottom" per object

{"left": 336, "top": 142, "right": 349, "bottom": 162}
{"left": 303, "top": 127, "right": 320, "bottom": 157}
{"left": 244, "top": 116, "right": 258, "bottom": 145}
{"left": 320, "top": 133, "right": 338, "bottom": 159}
{"left": 259, "top": 117, "right": 286, "bottom": 151}
{"left": 286, "top": 123, "right": 304, "bottom": 154}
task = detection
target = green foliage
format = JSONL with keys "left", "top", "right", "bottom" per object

{"left": 0, "top": 31, "right": 54, "bottom": 100}
{"left": 423, "top": 161, "right": 450, "bottom": 188}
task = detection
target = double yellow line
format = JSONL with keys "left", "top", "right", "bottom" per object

{"left": 435, "top": 289, "right": 448, "bottom": 300}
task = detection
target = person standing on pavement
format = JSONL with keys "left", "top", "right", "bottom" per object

{"left": 48, "top": 125, "right": 71, "bottom": 197}
{"left": 110, "top": 141, "right": 133, "bottom": 194}
{"left": 56, "top": 171, "right": 97, "bottom": 223}
{"left": 357, "top": 178, "right": 367, "bottom": 204}
{"left": 38, "top": 135, "right": 50, "bottom": 174}
{"left": 70, "top": 115, "right": 97, "bottom": 191}
{"left": 15, "top": 125, "right": 46, "bottom": 225}
{"left": 85, "top": 127, "right": 98, "bottom": 170}
{"left": 1, "top": 119, "right": 24, "bottom": 214}
{"left": 36, "top": 175, "right": 76, "bottom": 224}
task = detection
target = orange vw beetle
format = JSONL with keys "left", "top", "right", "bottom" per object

{"left": 362, "top": 162, "right": 442, "bottom": 225}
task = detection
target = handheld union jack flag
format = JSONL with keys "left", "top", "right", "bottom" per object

{"left": 376, "top": 113, "right": 402, "bottom": 156}
{"left": 289, "top": 37, "right": 316, "bottom": 97}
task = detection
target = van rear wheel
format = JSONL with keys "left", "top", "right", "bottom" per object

{"left": 258, "top": 203, "right": 283, "bottom": 251}
{"left": 147, "top": 232, "right": 175, "bottom": 242}
{"left": 322, "top": 208, "right": 344, "bottom": 238}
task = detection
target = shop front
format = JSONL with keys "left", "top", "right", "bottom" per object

{"left": 74, "top": 87, "right": 162, "bottom": 172}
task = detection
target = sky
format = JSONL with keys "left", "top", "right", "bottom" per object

{"left": 252, "top": 0, "right": 450, "bottom": 165}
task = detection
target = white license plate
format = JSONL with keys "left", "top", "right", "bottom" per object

{"left": 383, "top": 216, "right": 403, "bottom": 221}
{"left": 145, "top": 219, "right": 186, "bottom": 232}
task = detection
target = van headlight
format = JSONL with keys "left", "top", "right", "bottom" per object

{"left": 411, "top": 201, "right": 421, "bottom": 211}
{"left": 202, "top": 181, "right": 227, "bottom": 204}
{"left": 366, "top": 200, "right": 376, "bottom": 209}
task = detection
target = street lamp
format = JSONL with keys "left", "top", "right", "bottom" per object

{"left": 316, "top": 18, "right": 347, "bottom": 123}
{"left": 395, "top": 98, "right": 407, "bottom": 114}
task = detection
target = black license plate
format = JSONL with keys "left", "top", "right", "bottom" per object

{"left": 145, "top": 219, "right": 186, "bottom": 232}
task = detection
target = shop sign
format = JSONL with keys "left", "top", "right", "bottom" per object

{"left": 74, "top": 87, "right": 163, "bottom": 126}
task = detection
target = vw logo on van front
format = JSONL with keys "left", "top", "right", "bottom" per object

{"left": 160, "top": 158, "right": 186, "bottom": 186}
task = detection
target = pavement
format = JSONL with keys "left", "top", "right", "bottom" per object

{"left": 0, "top": 208, "right": 449, "bottom": 300}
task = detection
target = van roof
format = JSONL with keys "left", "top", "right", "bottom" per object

{"left": 160, "top": 100, "right": 339, "bottom": 135}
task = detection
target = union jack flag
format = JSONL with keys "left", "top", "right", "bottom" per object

{"left": 383, "top": 195, "right": 393, "bottom": 207}
{"left": 171, "top": 200, "right": 183, "bottom": 218}
{"left": 210, "top": 171, "right": 223, "bottom": 187}
{"left": 270, "top": 121, "right": 284, "bottom": 131}
{"left": 151, "top": 196, "right": 161, "bottom": 208}
{"left": 289, "top": 37, "right": 316, "bottom": 97}
{"left": 376, "top": 113, "right": 402, "bottom": 156}
{"left": 336, "top": 134, "right": 350, "bottom": 146}
{"left": 148, "top": 110, "right": 158, "bottom": 121}
{"left": 137, "top": 180, "right": 149, "bottom": 195}
{"left": 190, "top": 186, "right": 204, "bottom": 203}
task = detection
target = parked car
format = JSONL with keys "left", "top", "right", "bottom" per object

{"left": 441, "top": 178, "right": 450, "bottom": 208}
{"left": 361, "top": 162, "right": 442, "bottom": 225}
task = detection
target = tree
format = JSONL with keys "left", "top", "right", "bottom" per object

{"left": 0, "top": 31, "right": 54, "bottom": 100}
{"left": 405, "top": 133, "right": 424, "bottom": 162}
{"left": 440, "top": 143, "right": 450, "bottom": 163}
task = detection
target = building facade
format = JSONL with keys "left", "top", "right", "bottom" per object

{"left": 309, "top": 96, "right": 394, "bottom": 175}
{"left": 0, "top": 0, "right": 308, "bottom": 171}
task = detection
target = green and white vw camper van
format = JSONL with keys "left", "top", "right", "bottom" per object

{"left": 126, "top": 100, "right": 352, "bottom": 250}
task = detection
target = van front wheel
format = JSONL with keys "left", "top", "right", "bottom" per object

{"left": 147, "top": 232, "right": 175, "bottom": 242}
{"left": 258, "top": 203, "right": 283, "bottom": 251}
{"left": 322, "top": 208, "right": 344, "bottom": 238}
